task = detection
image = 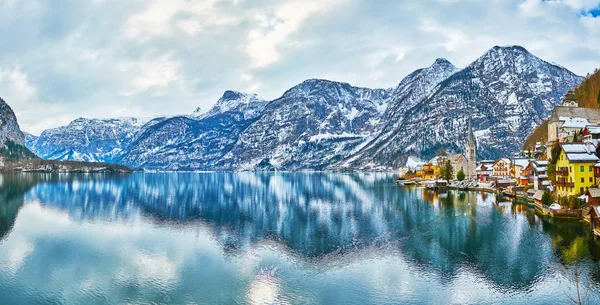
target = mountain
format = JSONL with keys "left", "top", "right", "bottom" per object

{"left": 0, "top": 97, "right": 36, "bottom": 165}
{"left": 117, "top": 91, "right": 268, "bottom": 170}
{"left": 226, "top": 79, "right": 392, "bottom": 170}
{"left": 26, "top": 117, "right": 164, "bottom": 163}
{"left": 338, "top": 45, "right": 582, "bottom": 169}
{"left": 26, "top": 45, "right": 584, "bottom": 170}
{"left": 338, "top": 58, "right": 459, "bottom": 169}
{"left": 0, "top": 97, "right": 26, "bottom": 147}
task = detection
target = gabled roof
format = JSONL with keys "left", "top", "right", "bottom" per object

{"left": 585, "top": 125, "right": 600, "bottom": 135}
{"left": 560, "top": 117, "right": 590, "bottom": 129}
{"left": 549, "top": 107, "right": 600, "bottom": 124}
{"left": 512, "top": 158, "right": 533, "bottom": 168}
{"left": 493, "top": 158, "right": 510, "bottom": 167}
{"left": 561, "top": 143, "right": 594, "bottom": 153}
{"left": 559, "top": 143, "right": 600, "bottom": 163}
{"left": 565, "top": 153, "right": 599, "bottom": 162}
{"left": 446, "top": 154, "right": 466, "bottom": 163}
{"left": 532, "top": 160, "right": 549, "bottom": 166}
{"left": 587, "top": 188, "right": 600, "bottom": 198}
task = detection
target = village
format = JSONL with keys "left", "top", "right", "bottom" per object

{"left": 399, "top": 91, "right": 600, "bottom": 237}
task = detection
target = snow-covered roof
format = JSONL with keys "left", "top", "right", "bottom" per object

{"left": 560, "top": 116, "right": 590, "bottom": 129}
{"left": 566, "top": 153, "right": 600, "bottom": 162}
{"left": 512, "top": 158, "right": 533, "bottom": 168}
{"left": 561, "top": 143, "right": 594, "bottom": 153}
{"left": 542, "top": 180, "right": 552, "bottom": 185}
{"left": 585, "top": 125, "right": 600, "bottom": 135}
{"left": 537, "top": 174, "right": 548, "bottom": 179}
{"left": 494, "top": 158, "right": 510, "bottom": 166}
{"left": 533, "top": 160, "right": 549, "bottom": 166}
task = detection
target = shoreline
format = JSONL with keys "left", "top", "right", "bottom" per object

{"left": 402, "top": 183, "right": 587, "bottom": 222}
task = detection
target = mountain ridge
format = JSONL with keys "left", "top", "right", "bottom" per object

{"left": 24, "top": 45, "right": 584, "bottom": 171}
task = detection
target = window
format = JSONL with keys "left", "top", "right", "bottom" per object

{"left": 591, "top": 177, "right": 593, "bottom": 183}
{"left": 590, "top": 166, "right": 594, "bottom": 172}
{"left": 581, "top": 166, "right": 585, "bottom": 172}
{"left": 581, "top": 187, "right": 584, "bottom": 193}
{"left": 581, "top": 177, "right": 585, "bottom": 183}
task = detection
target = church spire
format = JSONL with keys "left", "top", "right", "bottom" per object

{"left": 467, "top": 116, "right": 475, "bottom": 145}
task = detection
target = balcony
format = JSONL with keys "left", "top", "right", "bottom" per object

{"left": 556, "top": 168, "right": 569, "bottom": 176}
{"left": 555, "top": 180, "right": 574, "bottom": 187}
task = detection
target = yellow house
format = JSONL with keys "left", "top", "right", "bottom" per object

{"left": 421, "top": 162, "right": 441, "bottom": 179}
{"left": 555, "top": 143, "right": 599, "bottom": 197}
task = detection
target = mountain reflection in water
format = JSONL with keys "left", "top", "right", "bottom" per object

{"left": 1, "top": 172, "right": 600, "bottom": 304}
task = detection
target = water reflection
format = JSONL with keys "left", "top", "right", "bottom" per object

{"left": 1, "top": 172, "right": 600, "bottom": 304}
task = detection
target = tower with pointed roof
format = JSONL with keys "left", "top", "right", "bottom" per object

{"left": 465, "top": 117, "right": 477, "bottom": 180}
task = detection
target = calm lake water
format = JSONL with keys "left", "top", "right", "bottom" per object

{"left": 1, "top": 172, "right": 600, "bottom": 304}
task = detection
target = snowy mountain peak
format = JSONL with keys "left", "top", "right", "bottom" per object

{"left": 200, "top": 90, "right": 267, "bottom": 120}
{"left": 432, "top": 58, "right": 454, "bottom": 68}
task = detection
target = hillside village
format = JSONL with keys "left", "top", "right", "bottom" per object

{"left": 402, "top": 84, "right": 600, "bottom": 236}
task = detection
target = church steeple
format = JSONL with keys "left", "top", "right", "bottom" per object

{"left": 465, "top": 116, "right": 477, "bottom": 180}
{"left": 467, "top": 117, "right": 475, "bottom": 146}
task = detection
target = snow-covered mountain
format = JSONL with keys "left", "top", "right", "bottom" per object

{"left": 338, "top": 58, "right": 460, "bottom": 169}
{"left": 117, "top": 91, "right": 268, "bottom": 170}
{"left": 340, "top": 45, "right": 582, "bottom": 169}
{"left": 26, "top": 45, "right": 583, "bottom": 170}
{"left": 226, "top": 79, "right": 392, "bottom": 170}
{"left": 26, "top": 117, "right": 163, "bottom": 163}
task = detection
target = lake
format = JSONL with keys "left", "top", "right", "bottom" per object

{"left": 1, "top": 172, "right": 600, "bottom": 304}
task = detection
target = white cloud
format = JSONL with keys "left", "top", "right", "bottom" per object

{"left": 0, "top": 66, "right": 36, "bottom": 106}
{"left": 123, "top": 0, "right": 238, "bottom": 41}
{"left": 117, "top": 53, "right": 183, "bottom": 96}
{"left": 1, "top": 0, "right": 599, "bottom": 133}
{"left": 246, "top": 0, "right": 341, "bottom": 68}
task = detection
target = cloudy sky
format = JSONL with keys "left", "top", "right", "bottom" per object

{"left": 1, "top": 0, "right": 599, "bottom": 134}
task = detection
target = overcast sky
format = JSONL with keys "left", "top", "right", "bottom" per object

{"left": 1, "top": 0, "right": 599, "bottom": 134}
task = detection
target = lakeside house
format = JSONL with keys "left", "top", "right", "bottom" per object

{"left": 492, "top": 158, "right": 511, "bottom": 179}
{"left": 583, "top": 125, "right": 600, "bottom": 147}
{"left": 518, "top": 162, "right": 534, "bottom": 186}
{"left": 531, "top": 160, "right": 550, "bottom": 190}
{"left": 476, "top": 160, "right": 495, "bottom": 181}
{"left": 511, "top": 157, "right": 534, "bottom": 183}
{"left": 554, "top": 143, "right": 599, "bottom": 197}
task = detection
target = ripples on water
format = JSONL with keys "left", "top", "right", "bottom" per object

{"left": 1, "top": 172, "right": 600, "bottom": 304}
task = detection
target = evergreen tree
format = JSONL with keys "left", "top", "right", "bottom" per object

{"left": 541, "top": 191, "right": 554, "bottom": 207}
{"left": 550, "top": 140, "right": 560, "bottom": 164}
{"left": 456, "top": 170, "right": 465, "bottom": 181}
{"left": 442, "top": 160, "right": 454, "bottom": 182}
